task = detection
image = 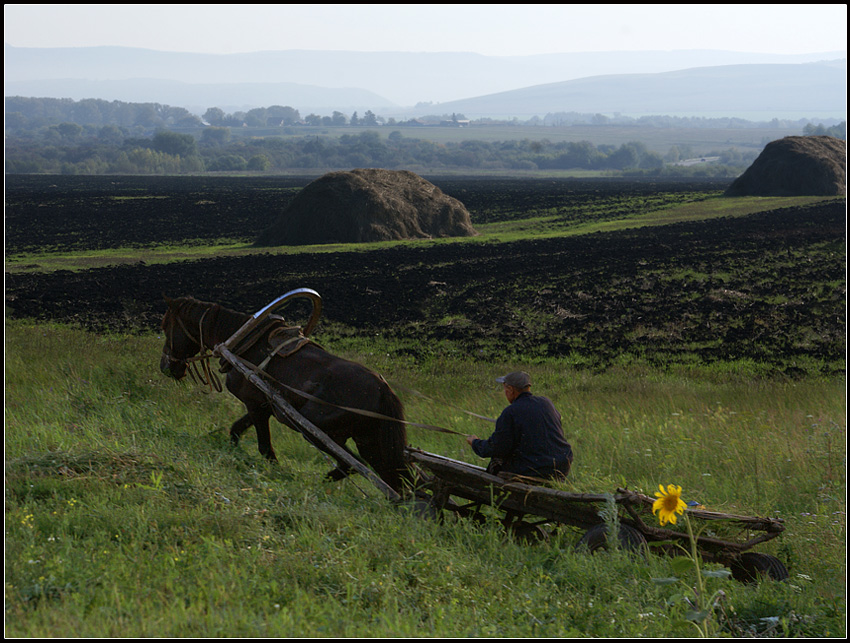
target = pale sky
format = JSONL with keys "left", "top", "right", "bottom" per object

{"left": 4, "top": 4, "right": 847, "bottom": 57}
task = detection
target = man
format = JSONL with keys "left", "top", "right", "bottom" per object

{"left": 466, "top": 371, "right": 573, "bottom": 480}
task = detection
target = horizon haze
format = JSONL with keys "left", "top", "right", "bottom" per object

{"left": 4, "top": 4, "right": 847, "bottom": 57}
{"left": 4, "top": 4, "right": 847, "bottom": 119}
{"left": 4, "top": 45, "right": 846, "bottom": 121}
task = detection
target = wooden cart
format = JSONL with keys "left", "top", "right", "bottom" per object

{"left": 405, "top": 447, "right": 788, "bottom": 582}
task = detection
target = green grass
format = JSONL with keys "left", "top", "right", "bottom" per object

{"left": 476, "top": 195, "right": 839, "bottom": 240}
{"left": 5, "top": 321, "right": 845, "bottom": 637}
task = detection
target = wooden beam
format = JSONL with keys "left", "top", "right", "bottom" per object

{"left": 216, "top": 345, "right": 401, "bottom": 502}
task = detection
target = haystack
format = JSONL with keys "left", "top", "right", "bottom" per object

{"left": 725, "top": 135, "right": 846, "bottom": 197}
{"left": 255, "top": 168, "right": 477, "bottom": 246}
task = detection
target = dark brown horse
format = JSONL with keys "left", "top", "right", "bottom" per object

{"left": 159, "top": 295, "right": 409, "bottom": 493}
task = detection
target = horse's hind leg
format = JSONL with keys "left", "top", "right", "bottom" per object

{"left": 299, "top": 428, "right": 363, "bottom": 482}
{"left": 229, "top": 413, "right": 253, "bottom": 447}
{"left": 352, "top": 423, "right": 408, "bottom": 494}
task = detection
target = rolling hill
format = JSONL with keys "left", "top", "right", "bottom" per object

{"left": 4, "top": 44, "right": 846, "bottom": 119}
{"left": 426, "top": 61, "right": 847, "bottom": 119}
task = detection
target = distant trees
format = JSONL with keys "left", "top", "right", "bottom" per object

{"left": 8, "top": 96, "right": 840, "bottom": 177}
{"left": 247, "top": 155, "right": 271, "bottom": 171}
{"left": 5, "top": 96, "right": 203, "bottom": 131}
{"left": 535, "top": 140, "right": 663, "bottom": 171}
{"left": 803, "top": 121, "right": 846, "bottom": 139}
{"left": 3, "top": 125, "right": 757, "bottom": 176}
{"left": 152, "top": 131, "right": 197, "bottom": 158}
{"left": 203, "top": 107, "right": 227, "bottom": 126}
{"left": 10, "top": 96, "right": 844, "bottom": 142}
{"left": 242, "top": 105, "right": 301, "bottom": 127}
{"left": 201, "top": 127, "right": 231, "bottom": 147}
{"left": 548, "top": 140, "right": 604, "bottom": 169}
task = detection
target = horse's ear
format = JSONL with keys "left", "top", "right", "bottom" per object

{"left": 163, "top": 293, "right": 174, "bottom": 305}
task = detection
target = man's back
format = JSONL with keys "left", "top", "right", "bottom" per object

{"left": 473, "top": 392, "right": 573, "bottom": 477}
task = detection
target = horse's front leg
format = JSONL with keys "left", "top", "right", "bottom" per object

{"left": 232, "top": 405, "right": 277, "bottom": 461}
{"left": 250, "top": 406, "right": 277, "bottom": 461}
{"left": 229, "top": 413, "right": 253, "bottom": 447}
{"left": 225, "top": 374, "right": 276, "bottom": 461}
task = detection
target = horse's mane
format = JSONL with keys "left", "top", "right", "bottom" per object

{"left": 163, "top": 296, "right": 250, "bottom": 335}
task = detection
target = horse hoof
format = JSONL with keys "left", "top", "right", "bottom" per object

{"left": 325, "top": 467, "right": 349, "bottom": 482}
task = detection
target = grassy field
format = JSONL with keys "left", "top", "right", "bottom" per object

{"left": 230, "top": 123, "right": 804, "bottom": 156}
{"left": 4, "top": 180, "right": 845, "bottom": 636}
{"left": 4, "top": 320, "right": 845, "bottom": 637}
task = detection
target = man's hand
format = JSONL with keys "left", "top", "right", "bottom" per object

{"left": 466, "top": 435, "right": 478, "bottom": 446}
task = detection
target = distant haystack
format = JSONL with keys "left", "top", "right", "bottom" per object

{"left": 725, "top": 135, "right": 846, "bottom": 197}
{"left": 255, "top": 168, "right": 478, "bottom": 246}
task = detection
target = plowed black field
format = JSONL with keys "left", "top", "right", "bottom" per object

{"left": 5, "top": 175, "right": 845, "bottom": 375}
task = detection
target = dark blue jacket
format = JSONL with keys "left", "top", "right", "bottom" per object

{"left": 472, "top": 392, "right": 573, "bottom": 478}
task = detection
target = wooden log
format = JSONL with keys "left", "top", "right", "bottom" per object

{"left": 617, "top": 488, "right": 785, "bottom": 533}
{"left": 216, "top": 345, "right": 401, "bottom": 502}
{"left": 406, "top": 449, "right": 607, "bottom": 527}
{"left": 407, "top": 448, "right": 624, "bottom": 504}
{"left": 407, "top": 449, "right": 785, "bottom": 549}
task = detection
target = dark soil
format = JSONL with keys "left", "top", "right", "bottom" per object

{"left": 5, "top": 175, "right": 846, "bottom": 375}
{"left": 3, "top": 175, "right": 732, "bottom": 253}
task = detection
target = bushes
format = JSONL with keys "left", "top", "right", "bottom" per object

{"left": 5, "top": 127, "right": 747, "bottom": 176}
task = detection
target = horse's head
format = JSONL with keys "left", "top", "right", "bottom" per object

{"left": 160, "top": 295, "right": 203, "bottom": 380}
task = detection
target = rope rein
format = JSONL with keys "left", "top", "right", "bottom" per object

{"left": 167, "top": 307, "right": 222, "bottom": 393}
{"left": 235, "top": 355, "right": 475, "bottom": 437}
{"left": 186, "top": 354, "right": 223, "bottom": 393}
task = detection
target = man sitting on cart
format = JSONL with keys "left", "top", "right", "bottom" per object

{"left": 466, "top": 371, "right": 573, "bottom": 480}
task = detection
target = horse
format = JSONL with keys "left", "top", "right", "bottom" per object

{"left": 159, "top": 295, "right": 409, "bottom": 494}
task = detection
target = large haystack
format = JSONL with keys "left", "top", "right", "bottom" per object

{"left": 725, "top": 135, "right": 846, "bottom": 197}
{"left": 255, "top": 168, "right": 477, "bottom": 246}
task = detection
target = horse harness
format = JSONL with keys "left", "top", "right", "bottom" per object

{"left": 165, "top": 305, "right": 314, "bottom": 394}
{"left": 166, "top": 304, "right": 478, "bottom": 437}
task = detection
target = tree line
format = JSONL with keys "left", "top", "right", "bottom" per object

{"left": 8, "top": 95, "right": 845, "bottom": 134}
{"left": 5, "top": 96, "right": 435, "bottom": 131}
{"left": 4, "top": 127, "right": 755, "bottom": 176}
{"left": 4, "top": 96, "right": 844, "bottom": 176}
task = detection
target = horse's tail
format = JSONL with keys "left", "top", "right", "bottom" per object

{"left": 358, "top": 381, "right": 409, "bottom": 495}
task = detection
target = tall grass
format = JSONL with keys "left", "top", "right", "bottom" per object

{"left": 5, "top": 321, "right": 845, "bottom": 637}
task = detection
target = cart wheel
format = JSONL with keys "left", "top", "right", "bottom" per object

{"left": 410, "top": 498, "right": 440, "bottom": 521}
{"left": 730, "top": 552, "right": 789, "bottom": 583}
{"left": 576, "top": 523, "right": 647, "bottom": 555}
{"left": 510, "top": 521, "right": 550, "bottom": 544}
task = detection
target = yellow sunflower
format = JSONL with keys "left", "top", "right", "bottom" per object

{"left": 653, "top": 484, "right": 687, "bottom": 526}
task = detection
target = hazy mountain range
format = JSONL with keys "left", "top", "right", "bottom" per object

{"left": 4, "top": 44, "right": 846, "bottom": 120}
{"left": 437, "top": 60, "right": 847, "bottom": 120}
